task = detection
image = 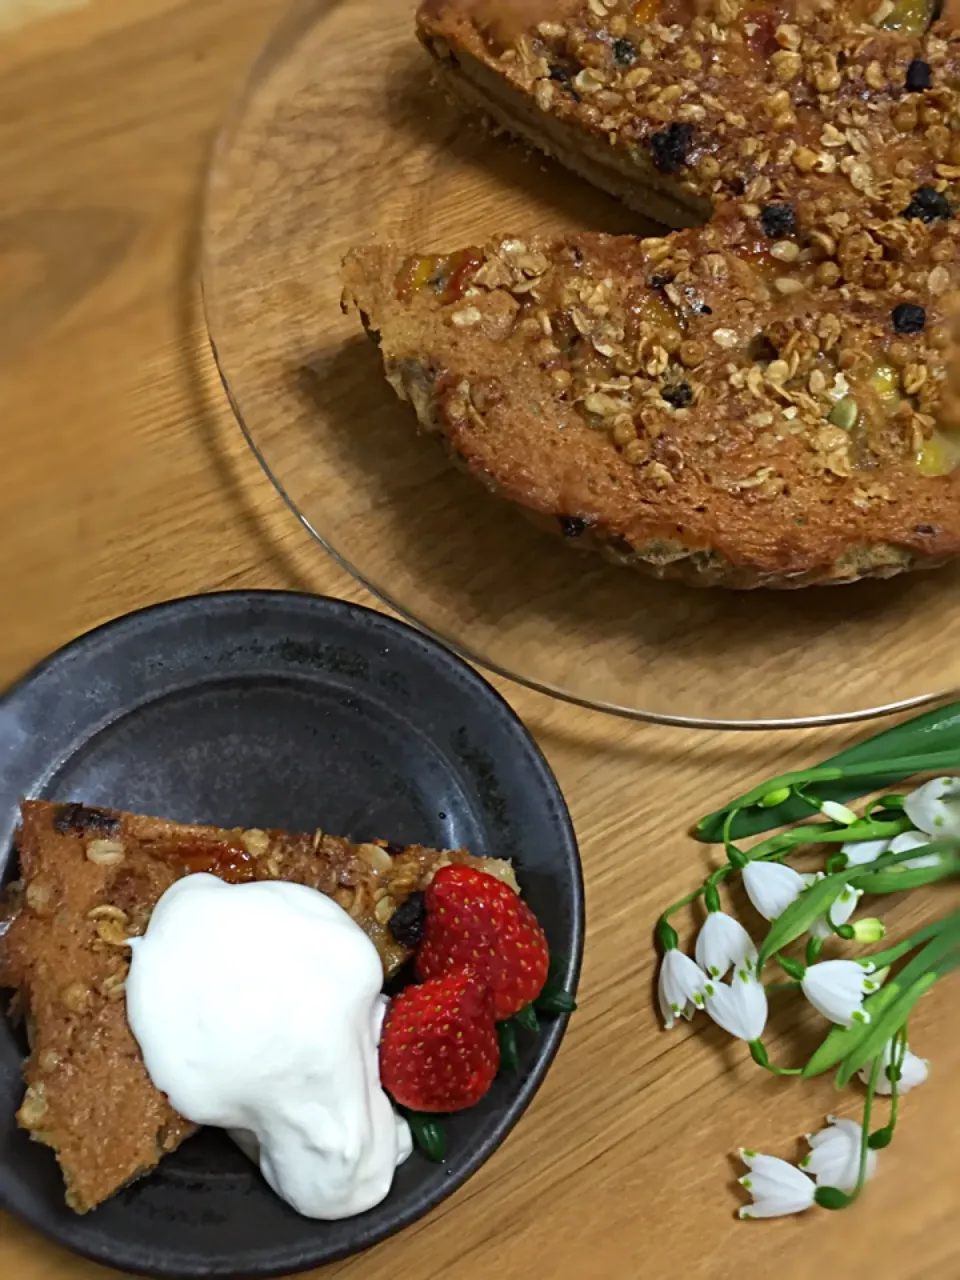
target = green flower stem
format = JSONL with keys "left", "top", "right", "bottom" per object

{"left": 744, "top": 816, "right": 912, "bottom": 863}
{"left": 658, "top": 887, "right": 706, "bottom": 932}
{"left": 696, "top": 703, "right": 960, "bottom": 843}
{"left": 732, "top": 753, "right": 960, "bottom": 812}
{"left": 854, "top": 1054, "right": 884, "bottom": 1198}
{"left": 870, "top": 1027, "right": 907, "bottom": 1151}
{"left": 847, "top": 840, "right": 960, "bottom": 887}
{"left": 758, "top": 1060, "right": 802, "bottom": 1076}
{"left": 723, "top": 808, "right": 747, "bottom": 868}
{"left": 815, "top": 1055, "right": 882, "bottom": 1210}
{"left": 865, "top": 795, "right": 906, "bottom": 815}
{"left": 805, "top": 936, "right": 824, "bottom": 966}
{"left": 852, "top": 857, "right": 960, "bottom": 894}
{"left": 775, "top": 953, "right": 806, "bottom": 981}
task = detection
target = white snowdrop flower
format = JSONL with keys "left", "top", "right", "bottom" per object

{"left": 695, "top": 911, "right": 758, "bottom": 979}
{"left": 840, "top": 837, "right": 890, "bottom": 867}
{"left": 809, "top": 883, "right": 863, "bottom": 940}
{"left": 888, "top": 830, "right": 941, "bottom": 871}
{"left": 657, "top": 950, "right": 708, "bottom": 1030}
{"left": 859, "top": 1038, "right": 929, "bottom": 1095}
{"left": 742, "top": 860, "right": 806, "bottom": 921}
{"left": 738, "top": 1150, "right": 816, "bottom": 1219}
{"left": 903, "top": 777, "right": 960, "bottom": 840}
{"left": 801, "top": 959, "right": 879, "bottom": 1027}
{"left": 800, "top": 1116, "right": 877, "bottom": 1192}
{"left": 704, "top": 967, "right": 768, "bottom": 1042}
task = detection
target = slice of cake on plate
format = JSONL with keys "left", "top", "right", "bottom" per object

{"left": 0, "top": 800, "right": 515, "bottom": 1212}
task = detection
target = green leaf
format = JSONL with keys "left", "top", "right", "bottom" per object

{"left": 836, "top": 972, "right": 937, "bottom": 1087}
{"left": 695, "top": 703, "right": 960, "bottom": 843}
{"left": 802, "top": 982, "right": 902, "bottom": 1078}
{"left": 756, "top": 873, "right": 849, "bottom": 970}
{"left": 848, "top": 856, "right": 960, "bottom": 895}
{"left": 497, "top": 1019, "right": 519, "bottom": 1073}
{"left": 535, "top": 988, "right": 578, "bottom": 1014}
{"left": 514, "top": 1003, "right": 540, "bottom": 1033}
{"left": 880, "top": 921, "right": 960, "bottom": 993}
{"left": 405, "top": 1111, "right": 447, "bottom": 1163}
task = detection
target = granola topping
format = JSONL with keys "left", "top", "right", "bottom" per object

{"left": 410, "top": 0, "right": 960, "bottom": 490}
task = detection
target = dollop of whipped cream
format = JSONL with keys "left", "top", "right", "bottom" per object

{"left": 126, "top": 874, "right": 411, "bottom": 1220}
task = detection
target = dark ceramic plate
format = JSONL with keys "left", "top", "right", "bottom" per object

{"left": 0, "top": 591, "right": 582, "bottom": 1278}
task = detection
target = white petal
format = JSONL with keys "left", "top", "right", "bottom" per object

{"left": 809, "top": 883, "right": 862, "bottom": 939}
{"left": 802, "top": 960, "right": 871, "bottom": 1027}
{"left": 742, "top": 861, "right": 806, "bottom": 921}
{"left": 738, "top": 1151, "right": 816, "bottom": 1218}
{"left": 806, "top": 1116, "right": 862, "bottom": 1151}
{"left": 801, "top": 1117, "right": 876, "bottom": 1192}
{"left": 705, "top": 969, "right": 768, "bottom": 1042}
{"left": 904, "top": 777, "right": 960, "bottom": 839}
{"left": 889, "top": 830, "right": 941, "bottom": 871}
{"left": 695, "top": 912, "right": 758, "bottom": 980}
{"left": 658, "top": 950, "right": 708, "bottom": 1030}
{"left": 859, "top": 1038, "right": 930, "bottom": 1095}
{"left": 841, "top": 837, "right": 891, "bottom": 867}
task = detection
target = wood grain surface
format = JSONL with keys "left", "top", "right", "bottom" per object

{"left": 0, "top": 2, "right": 956, "bottom": 1278}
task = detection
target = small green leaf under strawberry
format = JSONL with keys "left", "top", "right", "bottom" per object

{"left": 379, "top": 970, "right": 500, "bottom": 1113}
{"left": 417, "top": 865, "right": 550, "bottom": 1019}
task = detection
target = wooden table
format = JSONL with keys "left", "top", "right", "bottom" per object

{"left": 0, "top": 2, "right": 956, "bottom": 1277}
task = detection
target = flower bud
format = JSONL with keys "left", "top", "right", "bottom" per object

{"left": 759, "top": 786, "right": 792, "bottom": 808}
{"left": 820, "top": 801, "right": 858, "bottom": 826}
{"left": 850, "top": 918, "right": 886, "bottom": 944}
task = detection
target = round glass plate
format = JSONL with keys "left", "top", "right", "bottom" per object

{"left": 201, "top": 0, "right": 960, "bottom": 729}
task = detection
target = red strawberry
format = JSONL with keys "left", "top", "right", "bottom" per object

{"left": 417, "top": 866, "right": 550, "bottom": 1019}
{"left": 379, "top": 971, "right": 499, "bottom": 1112}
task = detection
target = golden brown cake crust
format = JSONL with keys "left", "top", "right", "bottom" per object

{"left": 342, "top": 0, "right": 960, "bottom": 588}
{"left": 0, "top": 801, "right": 513, "bottom": 1213}
{"left": 343, "top": 223, "right": 960, "bottom": 588}
{"left": 416, "top": 0, "right": 960, "bottom": 224}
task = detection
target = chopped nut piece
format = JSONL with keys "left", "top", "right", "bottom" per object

{"left": 711, "top": 328, "right": 738, "bottom": 349}
{"left": 25, "top": 880, "right": 53, "bottom": 915}
{"left": 61, "top": 982, "right": 92, "bottom": 1015}
{"left": 357, "top": 842, "right": 393, "bottom": 874}
{"left": 374, "top": 895, "right": 397, "bottom": 925}
{"left": 86, "top": 839, "right": 125, "bottom": 866}
{"left": 19, "top": 1084, "right": 49, "bottom": 1129}
{"left": 451, "top": 307, "right": 482, "bottom": 328}
{"left": 37, "top": 1049, "right": 61, "bottom": 1073}
{"left": 242, "top": 828, "right": 270, "bottom": 857}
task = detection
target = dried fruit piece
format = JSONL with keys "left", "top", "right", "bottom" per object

{"left": 388, "top": 891, "right": 426, "bottom": 947}
{"left": 902, "top": 186, "right": 952, "bottom": 223}
{"left": 760, "top": 204, "right": 798, "bottom": 238}
{"left": 661, "top": 382, "right": 693, "bottom": 408}
{"left": 892, "top": 303, "right": 927, "bottom": 334}
{"left": 649, "top": 123, "right": 695, "bottom": 174}
{"left": 905, "top": 58, "right": 932, "bottom": 91}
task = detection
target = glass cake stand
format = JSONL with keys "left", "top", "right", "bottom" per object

{"left": 201, "top": 0, "right": 960, "bottom": 729}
